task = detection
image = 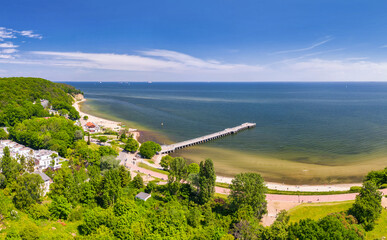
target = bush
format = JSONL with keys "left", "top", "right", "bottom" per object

{"left": 28, "top": 203, "right": 50, "bottom": 220}
{"left": 349, "top": 186, "right": 362, "bottom": 193}
{"left": 139, "top": 141, "right": 161, "bottom": 159}
{"left": 132, "top": 174, "right": 144, "bottom": 189}
{"left": 98, "top": 136, "right": 108, "bottom": 143}
{"left": 20, "top": 224, "right": 40, "bottom": 240}
{"left": 68, "top": 207, "right": 84, "bottom": 222}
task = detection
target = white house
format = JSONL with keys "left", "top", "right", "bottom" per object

{"left": 34, "top": 150, "right": 61, "bottom": 170}
{"left": 34, "top": 171, "right": 52, "bottom": 196}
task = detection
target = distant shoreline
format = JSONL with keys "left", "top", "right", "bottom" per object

{"left": 73, "top": 95, "right": 363, "bottom": 192}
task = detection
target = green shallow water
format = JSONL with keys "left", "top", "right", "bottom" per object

{"left": 69, "top": 82, "right": 387, "bottom": 184}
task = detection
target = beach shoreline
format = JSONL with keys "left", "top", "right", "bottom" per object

{"left": 73, "top": 95, "right": 363, "bottom": 192}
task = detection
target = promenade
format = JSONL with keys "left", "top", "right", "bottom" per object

{"left": 159, "top": 122, "right": 256, "bottom": 154}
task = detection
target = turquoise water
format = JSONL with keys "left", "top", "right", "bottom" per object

{"left": 68, "top": 82, "right": 387, "bottom": 169}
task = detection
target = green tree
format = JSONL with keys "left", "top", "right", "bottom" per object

{"left": 188, "top": 163, "right": 200, "bottom": 174}
{"left": 13, "top": 173, "right": 44, "bottom": 210}
{"left": 100, "top": 156, "right": 120, "bottom": 171}
{"left": 168, "top": 157, "right": 188, "bottom": 184}
{"left": 80, "top": 182, "right": 96, "bottom": 206}
{"left": 0, "top": 147, "right": 22, "bottom": 187}
{"left": 198, "top": 159, "right": 216, "bottom": 204}
{"left": 118, "top": 165, "right": 131, "bottom": 188}
{"left": 160, "top": 155, "right": 174, "bottom": 170}
{"left": 364, "top": 167, "right": 387, "bottom": 188}
{"left": 0, "top": 128, "right": 7, "bottom": 139}
{"left": 145, "top": 181, "right": 157, "bottom": 194}
{"left": 49, "top": 195, "right": 72, "bottom": 220}
{"left": 229, "top": 173, "right": 267, "bottom": 219}
{"left": 83, "top": 115, "right": 89, "bottom": 120}
{"left": 87, "top": 132, "right": 91, "bottom": 145}
{"left": 119, "top": 132, "right": 127, "bottom": 140}
{"left": 124, "top": 138, "right": 139, "bottom": 152}
{"left": 74, "top": 130, "right": 83, "bottom": 140}
{"left": 348, "top": 181, "right": 382, "bottom": 230}
{"left": 98, "top": 146, "right": 118, "bottom": 157}
{"left": 132, "top": 174, "right": 144, "bottom": 189}
{"left": 100, "top": 169, "right": 122, "bottom": 207}
{"left": 98, "top": 136, "right": 108, "bottom": 143}
{"left": 139, "top": 141, "right": 161, "bottom": 159}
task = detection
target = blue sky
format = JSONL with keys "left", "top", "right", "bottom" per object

{"left": 1, "top": 0, "right": 387, "bottom": 81}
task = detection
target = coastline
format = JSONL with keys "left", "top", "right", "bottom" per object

{"left": 74, "top": 96, "right": 363, "bottom": 192}
{"left": 73, "top": 97, "right": 140, "bottom": 141}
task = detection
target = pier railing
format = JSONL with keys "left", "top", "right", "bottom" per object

{"left": 159, "top": 122, "right": 256, "bottom": 154}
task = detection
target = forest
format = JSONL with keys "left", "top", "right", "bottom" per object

{"left": 0, "top": 142, "right": 385, "bottom": 239}
{"left": 0, "top": 77, "right": 81, "bottom": 126}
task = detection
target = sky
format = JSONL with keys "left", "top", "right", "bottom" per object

{"left": 1, "top": 0, "right": 387, "bottom": 82}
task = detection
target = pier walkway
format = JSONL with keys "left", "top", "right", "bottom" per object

{"left": 159, "top": 122, "right": 256, "bottom": 154}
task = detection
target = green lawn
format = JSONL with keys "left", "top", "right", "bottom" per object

{"left": 138, "top": 162, "right": 169, "bottom": 175}
{"left": 366, "top": 209, "right": 387, "bottom": 240}
{"left": 288, "top": 200, "right": 354, "bottom": 223}
{"left": 215, "top": 182, "right": 352, "bottom": 195}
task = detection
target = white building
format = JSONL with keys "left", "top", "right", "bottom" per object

{"left": 0, "top": 140, "right": 62, "bottom": 171}
{"left": 34, "top": 150, "right": 61, "bottom": 170}
{"left": 33, "top": 171, "right": 52, "bottom": 196}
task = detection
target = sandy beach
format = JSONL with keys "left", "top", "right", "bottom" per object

{"left": 72, "top": 97, "right": 140, "bottom": 140}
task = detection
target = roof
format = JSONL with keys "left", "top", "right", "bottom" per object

{"left": 34, "top": 171, "right": 51, "bottom": 182}
{"left": 86, "top": 122, "right": 96, "bottom": 128}
{"left": 135, "top": 192, "right": 151, "bottom": 201}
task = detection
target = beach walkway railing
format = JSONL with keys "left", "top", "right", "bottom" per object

{"left": 159, "top": 122, "right": 256, "bottom": 154}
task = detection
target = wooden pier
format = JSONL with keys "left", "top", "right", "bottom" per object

{"left": 159, "top": 122, "right": 256, "bottom": 154}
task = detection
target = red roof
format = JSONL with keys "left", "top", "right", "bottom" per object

{"left": 86, "top": 122, "right": 96, "bottom": 128}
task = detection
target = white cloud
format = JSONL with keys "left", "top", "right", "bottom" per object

{"left": 1, "top": 48, "right": 18, "bottom": 54}
{"left": 2, "top": 47, "right": 387, "bottom": 82}
{"left": 27, "top": 50, "right": 264, "bottom": 73}
{"left": 0, "top": 54, "right": 14, "bottom": 59}
{"left": 0, "top": 42, "right": 18, "bottom": 48}
{"left": 0, "top": 27, "right": 15, "bottom": 40}
{"left": 19, "top": 30, "right": 42, "bottom": 39}
{"left": 272, "top": 38, "right": 332, "bottom": 55}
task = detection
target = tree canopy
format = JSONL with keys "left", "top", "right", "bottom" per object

{"left": 229, "top": 172, "right": 267, "bottom": 219}
{"left": 139, "top": 141, "right": 161, "bottom": 159}
{"left": 0, "top": 77, "right": 82, "bottom": 126}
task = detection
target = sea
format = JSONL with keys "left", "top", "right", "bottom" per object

{"left": 67, "top": 82, "right": 387, "bottom": 184}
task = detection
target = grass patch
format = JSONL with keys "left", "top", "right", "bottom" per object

{"left": 366, "top": 208, "right": 387, "bottom": 240}
{"left": 147, "top": 159, "right": 155, "bottom": 164}
{"left": 138, "top": 162, "right": 169, "bottom": 175}
{"left": 267, "top": 189, "right": 351, "bottom": 195}
{"left": 288, "top": 200, "right": 354, "bottom": 223}
{"left": 215, "top": 182, "right": 350, "bottom": 195}
{"left": 214, "top": 192, "right": 228, "bottom": 199}
{"left": 215, "top": 182, "right": 230, "bottom": 189}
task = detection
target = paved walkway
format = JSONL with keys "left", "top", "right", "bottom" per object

{"left": 118, "top": 151, "right": 387, "bottom": 204}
